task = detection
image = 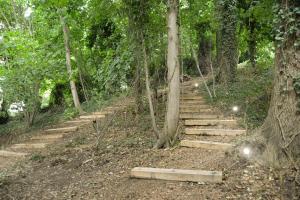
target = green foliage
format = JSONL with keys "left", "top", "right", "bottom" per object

{"left": 273, "top": 2, "right": 300, "bottom": 47}
{"left": 63, "top": 107, "right": 79, "bottom": 120}
{"left": 207, "top": 67, "right": 273, "bottom": 128}
{"left": 0, "top": 110, "right": 9, "bottom": 124}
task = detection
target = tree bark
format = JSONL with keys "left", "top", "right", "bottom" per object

{"left": 214, "top": 0, "right": 222, "bottom": 70}
{"left": 134, "top": 57, "right": 143, "bottom": 114}
{"left": 217, "top": 0, "right": 238, "bottom": 85}
{"left": 259, "top": 0, "right": 300, "bottom": 163}
{"left": 248, "top": 15, "right": 257, "bottom": 68}
{"left": 75, "top": 48, "right": 89, "bottom": 102}
{"left": 61, "top": 16, "right": 83, "bottom": 114}
{"left": 198, "top": 33, "right": 212, "bottom": 75}
{"left": 155, "top": 0, "right": 180, "bottom": 148}
{"left": 215, "top": 29, "right": 222, "bottom": 69}
{"left": 142, "top": 37, "right": 159, "bottom": 139}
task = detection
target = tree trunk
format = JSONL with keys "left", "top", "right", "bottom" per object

{"left": 134, "top": 57, "right": 143, "bottom": 114}
{"left": 248, "top": 15, "right": 257, "bottom": 68}
{"left": 214, "top": 0, "right": 222, "bottom": 70}
{"left": 215, "top": 29, "right": 222, "bottom": 69}
{"left": 259, "top": 0, "right": 300, "bottom": 163}
{"left": 61, "top": 16, "right": 83, "bottom": 114}
{"left": 75, "top": 48, "right": 89, "bottom": 102}
{"left": 217, "top": 0, "right": 238, "bottom": 85}
{"left": 24, "top": 82, "right": 40, "bottom": 127}
{"left": 142, "top": 37, "right": 159, "bottom": 139}
{"left": 155, "top": 0, "right": 180, "bottom": 148}
{"left": 198, "top": 33, "right": 212, "bottom": 75}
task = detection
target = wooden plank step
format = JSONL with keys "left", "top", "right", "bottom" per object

{"left": 185, "top": 128, "right": 246, "bottom": 136}
{"left": 10, "top": 143, "right": 47, "bottom": 150}
{"left": 180, "top": 105, "right": 211, "bottom": 109}
{"left": 45, "top": 126, "right": 78, "bottom": 133}
{"left": 131, "top": 167, "right": 222, "bottom": 183}
{"left": 92, "top": 111, "right": 114, "bottom": 115}
{"left": 31, "top": 134, "right": 64, "bottom": 140}
{"left": 180, "top": 140, "right": 233, "bottom": 150}
{"left": 0, "top": 150, "right": 28, "bottom": 157}
{"left": 181, "top": 96, "right": 203, "bottom": 100}
{"left": 180, "top": 114, "right": 220, "bottom": 119}
{"left": 180, "top": 101, "right": 207, "bottom": 105}
{"left": 64, "top": 120, "right": 91, "bottom": 124}
{"left": 79, "top": 115, "right": 105, "bottom": 120}
{"left": 185, "top": 119, "right": 237, "bottom": 126}
{"left": 180, "top": 108, "right": 214, "bottom": 113}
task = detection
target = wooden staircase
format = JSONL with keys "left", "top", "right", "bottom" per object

{"left": 0, "top": 102, "right": 131, "bottom": 170}
{"left": 131, "top": 78, "right": 246, "bottom": 183}
{"left": 180, "top": 80, "right": 245, "bottom": 150}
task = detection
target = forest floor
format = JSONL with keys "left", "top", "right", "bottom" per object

{"left": 0, "top": 79, "right": 299, "bottom": 200}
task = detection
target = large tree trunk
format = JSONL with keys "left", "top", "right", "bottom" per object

{"left": 198, "top": 33, "right": 212, "bottom": 75}
{"left": 217, "top": 0, "right": 238, "bottom": 85}
{"left": 259, "top": 0, "right": 300, "bottom": 163}
{"left": 155, "top": 0, "right": 180, "bottom": 148}
{"left": 61, "top": 16, "right": 83, "bottom": 114}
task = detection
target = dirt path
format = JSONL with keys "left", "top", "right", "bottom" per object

{"left": 0, "top": 79, "right": 297, "bottom": 199}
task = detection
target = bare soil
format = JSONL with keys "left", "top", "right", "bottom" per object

{"left": 0, "top": 104, "right": 299, "bottom": 200}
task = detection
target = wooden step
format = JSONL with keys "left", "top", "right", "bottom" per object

{"left": 79, "top": 115, "right": 105, "bottom": 120}
{"left": 131, "top": 167, "right": 222, "bottom": 183}
{"left": 180, "top": 101, "right": 207, "bottom": 105}
{"left": 92, "top": 111, "right": 114, "bottom": 115}
{"left": 180, "top": 114, "right": 220, "bottom": 119}
{"left": 185, "top": 119, "right": 237, "bottom": 126}
{"left": 181, "top": 96, "right": 203, "bottom": 100}
{"left": 0, "top": 150, "right": 28, "bottom": 157}
{"left": 45, "top": 126, "right": 78, "bottom": 133}
{"left": 31, "top": 134, "right": 64, "bottom": 140}
{"left": 10, "top": 143, "right": 47, "bottom": 150}
{"left": 180, "top": 108, "right": 214, "bottom": 113}
{"left": 180, "top": 140, "right": 233, "bottom": 151}
{"left": 64, "top": 120, "right": 91, "bottom": 124}
{"left": 185, "top": 128, "right": 246, "bottom": 136}
{"left": 180, "top": 105, "right": 211, "bottom": 109}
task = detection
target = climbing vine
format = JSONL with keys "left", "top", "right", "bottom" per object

{"left": 273, "top": 1, "right": 299, "bottom": 48}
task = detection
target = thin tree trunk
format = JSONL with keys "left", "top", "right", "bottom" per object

{"left": 248, "top": 15, "right": 257, "bottom": 68}
{"left": 75, "top": 48, "right": 89, "bottom": 102}
{"left": 142, "top": 37, "right": 159, "bottom": 139}
{"left": 155, "top": 0, "right": 180, "bottom": 148}
{"left": 134, "top": 59, "right": 143, "bottom": 114}
{"left": 215, "top": 30, "right": 222, "bottom": 69}
{"left": 61, "top": 16, "right": 83, "bottom": 114}
{"left": 192, "top": 49, "right": 213, "bottom": 99}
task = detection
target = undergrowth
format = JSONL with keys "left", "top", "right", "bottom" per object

{"left": 204, "top": 67, "right": 273, "bottom": 129}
